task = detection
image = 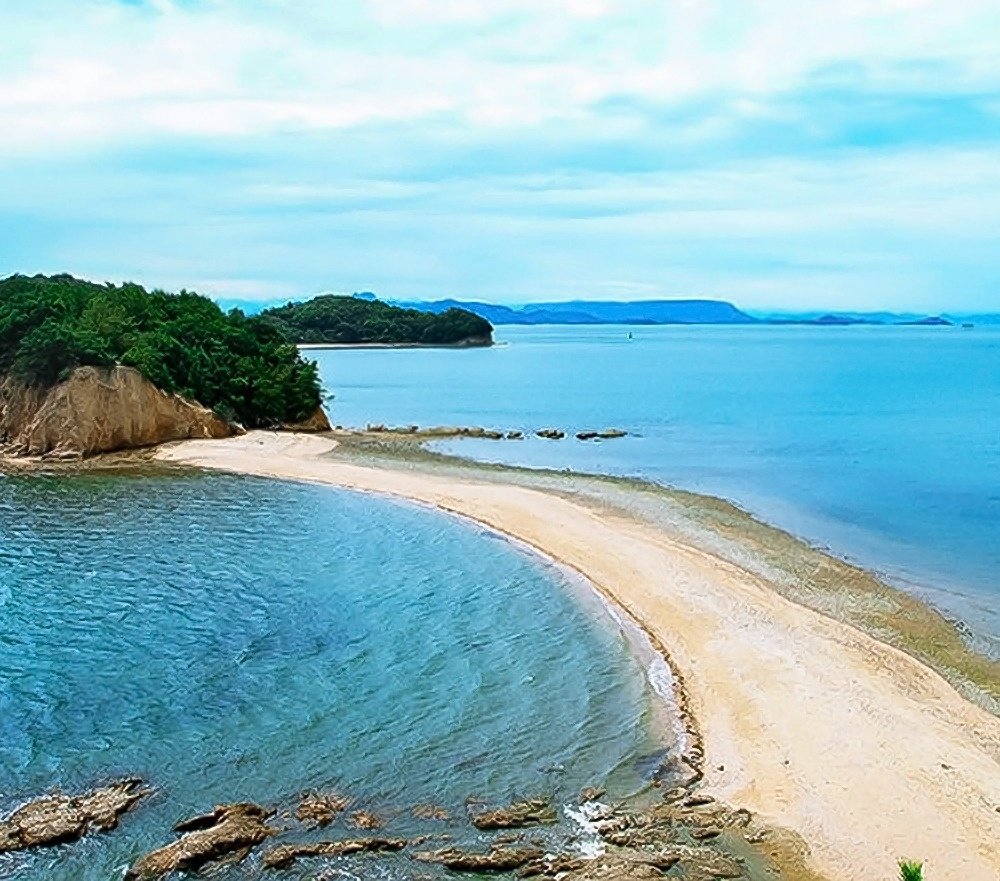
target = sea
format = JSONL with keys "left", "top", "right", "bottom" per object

{"left": 0, "top": 472, "right": 662, "bottom": 880}
{"left": 311, "top": 324, "right": 1000, "bottom": 654}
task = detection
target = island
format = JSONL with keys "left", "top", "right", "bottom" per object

{"left": 260, "top": 295, "right": 494, "bottom": 346}
{"left": 0, "top": 273, "right": 328, "bottom": 458}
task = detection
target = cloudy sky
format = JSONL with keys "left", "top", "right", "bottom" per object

{"left": 1, "top": 0, "right": 998, "bottom": 309}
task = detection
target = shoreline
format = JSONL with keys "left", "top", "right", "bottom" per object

{"left": 153, "top": 431, "right": 1000, "bottom": 881}
{"left": 297, "top": 340, "right": 493, "bottom": 350}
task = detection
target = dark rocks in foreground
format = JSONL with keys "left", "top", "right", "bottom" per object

{"left": 263, "top": 836, "right": 407, "bottom": 869}
{"left": 0, "top": 778, "right": 149, "bottom": 854}
{"left": 125, "top": 803, "right": 277, "bottom": 879}
{"left": 470, "top": 798, "right": 557, "bottom": 830}
{"left": 536, "top": 428, "right": 566, "bottom": 440}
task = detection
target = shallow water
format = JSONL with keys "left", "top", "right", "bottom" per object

{"left": 0, "top": 471, "right": 662, "bottom": 879}
{"left": 312, "top": 324, "right": 1000, "bottom": 650}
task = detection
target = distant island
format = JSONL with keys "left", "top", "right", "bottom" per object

{"left": 391, "top": 297, "right": 758, "bottom": 325}
{"left": 261, "top": 295, "right": 493, "bottom": 346}
{"left": 0, "top": 273, "right": 327, "bottom": 458}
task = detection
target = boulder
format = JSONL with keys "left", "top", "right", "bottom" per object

{"left": 0, "top": 779, "right": 149, "bottom": 854}
{"left": 506, "top": 430, "right": 524, "bottom": 440}
{"left": 470, "top": 799, "right": 556, "bottom": 830}
{"left": 0, "top": 367, "right": 234, "bottom": 458}
{"left": 263, "top": 836, "right": 407, "bottom": 870}
{"left": 535, "top": 429, "right": 565, "bottom": 440}
{"left": 125, "top": 803, "right": 276, "bottom": 879}
{"left": 282, "top": 407, "right": 331, "bottom": 432}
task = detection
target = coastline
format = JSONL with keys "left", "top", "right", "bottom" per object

{"left": 298, "top": 339, "right": 493, "bottom": 350}
{"left": 154, "top": 430, "right": 1000, "bottom": 881}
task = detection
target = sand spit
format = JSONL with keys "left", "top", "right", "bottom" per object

{"left": 156, "top": 431, "right": 1000, "bottom": 881}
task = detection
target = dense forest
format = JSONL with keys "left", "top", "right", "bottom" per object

{"left": 0, "top": 274, "right": 322, "bottom": 427}
{"left": 261, "top": 295, "right": 493, "bottom": 345}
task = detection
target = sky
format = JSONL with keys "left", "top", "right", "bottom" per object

{"left": 1, "top": 0, "right": 999, "bottom": 311}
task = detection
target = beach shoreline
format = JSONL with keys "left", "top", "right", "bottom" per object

{"left": 152, "top": 430, "right": 1000, "bottom": 881}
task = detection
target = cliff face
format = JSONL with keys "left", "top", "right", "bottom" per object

{"left": 0, "top": 366, "right": 236, "bottom": 459}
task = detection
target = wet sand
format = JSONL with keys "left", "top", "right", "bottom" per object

{"left": 157, "top": 431, "right": 1000, "bottom": 881}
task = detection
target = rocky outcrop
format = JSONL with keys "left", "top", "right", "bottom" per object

{"left": 0, "top": 779, "right": 149, "bottom": 854}
{"left": 576, "top": 429, "right": 627, "bottom": 441}
{"left": 536, "top": 428, "right": 565, "bottom": 440}
{"left": 282, "top": 406, "right": 331, "bottom": 433}
{"left": 470, "top": 798, "right": 556, "bottom": 830}
{"left": 263, "top": 836, "right": 407, "bottom": 870}
{"left": 125, "top": 803, "right": 276, "bottom": 879}
{"left": 0, "top": 366, "right": 234, "bottom": 459}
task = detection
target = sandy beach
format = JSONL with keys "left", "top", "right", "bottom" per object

{"left": 157, "top": 431, "right": 1000, "bottom": 881}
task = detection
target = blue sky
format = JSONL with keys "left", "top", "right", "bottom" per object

{"left": 1, "top": 0, "right": 999, "bottom": 310}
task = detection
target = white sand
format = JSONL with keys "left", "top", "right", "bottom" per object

{"left": 158, "top": 431, "right": 1000, "bottom": 881}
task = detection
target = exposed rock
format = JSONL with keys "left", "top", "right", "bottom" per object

{"left": 470, "top": 799, "right": 556, "bottom": 830}
{"left": 296, "top": 792, "right": 350, "bottom": 827}
{"left": 0, "top": 366, "right": 235, "bottom": 459}
{"left": 414, "top": 845, "right": 544, "bottom": 872}
{"left": 536, "top": 429, "right": 565, "bottom": 440}
{"left": 597, "top": 429, "right": 627, "bottom": 439}
{"left": 282, "top": 407, "right": 331, "bottom": 433}
{"left": 506, "top": 430, "right": 524, "bottom": 440}
{"left": 412, "top": 803, "right": 450, "bottom": 821}
{"left": 348, "top": 810, "right": 381, "bottom": 829}
{"left": 0, "top": 778, "right": 149, "bottom": 854}
{"left": 365, "top": 423, "right": 388, "bottom": 433}
{"left": 576, "top": 431, "right": 600, "bottom": 441}
{"left": 125, "top": 803, "right": 276, "bottom": 879}
{"left": 518, "top": 854, "right": 589, "bottom": 877}
{"left": 263, "top": 836, "right": 407, "bottom": 870}
{"left": 579, "top": 787, "right": 606, "bottom": 803}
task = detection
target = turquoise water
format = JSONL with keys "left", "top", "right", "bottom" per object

{"left": 312, "top": 324, "right": 1000, "bottom": 651}
{"left": 0, "top": 471, "right": 660, "bottom": 880}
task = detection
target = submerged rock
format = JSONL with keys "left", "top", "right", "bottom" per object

{"left": 125, "top": 803, "right": 276, "bottom": 879}
{"left": 263, "top": 836, "right": 407, "bottom": 869}
{"left": 412, "top": 803, "right": 450, "bottom": 821}
{"left": 348, "top": 810, "right": 382, "bottom": 829}
{"left": 414, "top": 845, "right": 545, "bottom": 872}
{"left": 296, "top": 792, "right": 350, "bottom": 828}
{"left": 470, "top": 798, "right": 556, "bottom": 830}
{"left": 0, "top": 778, "right": 149, "bottom": 854}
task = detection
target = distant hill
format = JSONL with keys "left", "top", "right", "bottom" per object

{"left": 392, "top": 298, "right": 759, "bottom": 325}
{"left": 260, "top": 296, "right": 493, "bottom": 346}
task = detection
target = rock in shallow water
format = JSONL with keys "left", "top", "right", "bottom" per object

{"left": 295, "top": 792, "right": 350, "bottom": 828}
{"left": 470, "top": 798, "right": 556, "bottom": 830}
{"left": 0, "top": 778, "right": 149, "bottom": 854}
{"left": 414, "top": 845, "right": 545, "bottom": 872}
{"left": 263, "top": 836, "right": 407, "bottom": 869}
{"left": 125, "top": 803, "right": 276, "bottom": 879}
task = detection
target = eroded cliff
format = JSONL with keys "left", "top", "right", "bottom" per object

{"left": 0, "top": 366, "right": 236, "bottom": 459}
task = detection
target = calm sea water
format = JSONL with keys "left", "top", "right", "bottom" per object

{"left": 312, "top": 325, "right": 1000, "bottom": 651}
{"left": 0, "top": 471, "right": 661, "bottom": 880}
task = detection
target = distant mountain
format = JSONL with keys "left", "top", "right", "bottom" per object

{"left": 392, "top": 298, "right": 758, "bottom": 325}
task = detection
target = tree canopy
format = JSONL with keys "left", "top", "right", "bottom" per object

{"left": 0, "top": 274, "right": 322, "bottom": 427}
{"left": 260, "top": 295, "right": 493, "bottom": 345}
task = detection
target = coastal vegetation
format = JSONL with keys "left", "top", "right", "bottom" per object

{"left": 0, "top": 273, "right": 322, "bottom": 427}
{"left": 899, "top": 861, "right": 924, "bottom": 881}
{"left": 260, "top": 295, "right": 493, "bottom": 345}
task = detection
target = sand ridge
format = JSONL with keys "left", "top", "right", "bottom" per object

{"left": 157, "top": 431, "right": 1000, "bottom": 881}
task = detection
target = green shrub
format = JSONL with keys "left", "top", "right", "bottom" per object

{"left": 899, "top": 859, "right": 923, "bottom": 881}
